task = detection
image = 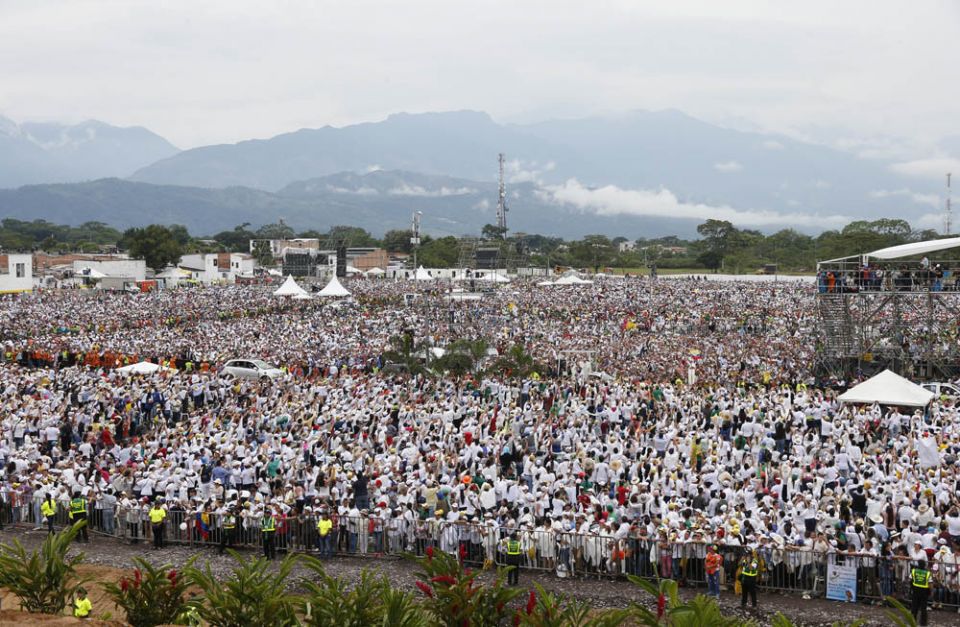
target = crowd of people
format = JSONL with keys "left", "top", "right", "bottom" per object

{"left": 0, "top": 275, "right": 958, "bottom": 618}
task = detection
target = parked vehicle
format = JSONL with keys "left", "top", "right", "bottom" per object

{"left": 221, "top": 359, "right": 283, "bottom": 380}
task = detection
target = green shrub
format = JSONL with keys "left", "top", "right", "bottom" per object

{"left": 408, "top": 547, "right": 522, "bottom": 627}
{"left": 0, "top": 521, "right": 88, "bottom": 614}
{"left": 298, "top": 556, "right": 427, "bottom": 627}
{"left": 103, "top": 557, "right": 191, "bottom": 627}
{"left": 183, "top": 549, "right": 300, "bottom": 627}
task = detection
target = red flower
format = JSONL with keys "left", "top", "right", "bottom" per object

{"left": 425, "top": 546, "right": 434, "bottom": 560}
{"left": 134, "top": 569, "right": 142, "bottom": 588}
{"left": 657, "top": 592, "right": 666, "bottom": 619}
{"left": 415, "top": 581, "right": 434, "bottom": 598}
{"left": 167, "top": 570, "right": 178, "bottom": 585}
{"left": 430, "top": 575, "right": 457, "bottom": 586}
{"left": 120, "top": 579, "right": 129, "bottom": 593}
{"left": 512, "top": 611, "right": 521, "bottom": 627}
{"left": 526, "top": 589, "right": 536, "bottom": 615}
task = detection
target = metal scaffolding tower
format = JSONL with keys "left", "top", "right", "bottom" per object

{"left": 497, "top": 153, "right": 508, "bottom": 235}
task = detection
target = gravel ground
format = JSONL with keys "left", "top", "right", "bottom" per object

{"left": 2, "top": 527, "right": 957, "bottom": 626}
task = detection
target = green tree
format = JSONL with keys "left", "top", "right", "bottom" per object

{"left": 418, "top": 236, "right": 460, "bottom": 267}
{"left": 255, "top": 222, "right": 296, "bottom": 240}
{"left": 212, "top": 223, "right": 256, "bottom": 252}
{"left": 252, "top": 240, "right": 274, "bottom": 266}
{"left": 121, "top": 224, "right": 185, "bottom": 273}
{"left": 482, "top": 223, "right": 507, "bottom": 240}
{"left": 696, "top": 219, "right": 737, "bottom": 271}
{"left": 326, "top": 225, "right": 378, "bottom": 247}
{"left": 383, "top": 229, "right": 415, "bottom": 253}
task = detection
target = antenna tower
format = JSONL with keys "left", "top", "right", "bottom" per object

{"left": 947, "top": 173, "right": 953, "bottom": 235}
{"left": 496, "top": 153, "right": 508, "bottom": 236}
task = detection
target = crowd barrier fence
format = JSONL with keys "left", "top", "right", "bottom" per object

{"left": 1, "top": 494, "right": 957, "bottom": 611}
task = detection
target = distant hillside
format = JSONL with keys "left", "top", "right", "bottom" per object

{"left": 0, "top": 116, "right": 179, "bottom": 187}
{"left": 128, "top": 109, "right": 940, "bottom": 223}
{"left": 0, "top": 172, "right": 744, "bottom": 239}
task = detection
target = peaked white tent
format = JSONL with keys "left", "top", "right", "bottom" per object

{"left": 116, "top": 361, "right": 175, "bottom": 375}
{"left": 273, "top": 275, "right": 309, "bottom": 297}
{"left": 365, "top": 267, "right": 386, "bottom": 276}
{"left": 838, "top": 369, "right": 934, "bottom": 407}
{"left": 317, "top": 275, "right": 351, "bottom": 297}
{"left": 414, "top": 266, "right": 434, "bottom": 281}
{"left": 553, "top": 274, "right": 594, "bottom": 285}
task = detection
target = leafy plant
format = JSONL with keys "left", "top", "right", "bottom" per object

{"left": 103, "top": 557, "right": 192, "bottom": 627}
{"left": 0, "top": 521, "right": 88, "bottom": 614}
{"left": 883, "top": 596, "right": 917, "bottom": 627}
{"left": 183, "top": 550, "right": 300, "bottom": 627}
{"left": 298, "top": 556, "right": 428, "bottom": 627}
{"left": 516, "top": 583, "right": 627, "bottom": 627}
{"left": 625, "top": 576, "right": 754, "bottom": 627}
{"left": 408, "top": 547, "right": 522, "bottom": 627}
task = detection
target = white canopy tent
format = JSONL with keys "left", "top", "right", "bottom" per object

{"left": 292, "top": 292, "right": 313, "bottom": 300}
{"left": 865, "top": 236, "right": 960, "bottom": 261}
{"left": 837, "top": 369, "right": 934, "bottom": 407}
{"left": 477, "top": 273, "right": 511, "bottom": 283}
{"left": 365, "top": 267, "right": 386, "bottom": 276}
{"left": 273, "top": 275, "right": 309, "bottom": 297}
{"left": 317, "top": 275, "right": 351, "bottom": 298}
{"left": 414, "top": 266, "right": 434, "bottom": 281}
{"left": 553, "top": 274, "right": 594, "bottom": 285}
{"left": 116, "top": 361, "right": 175, "bottom": 375}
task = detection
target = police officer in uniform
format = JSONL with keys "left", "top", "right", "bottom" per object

{"left": 738, "top": 548, "right": 760, "bottom": 609}
{"left": 911, "top": 558, "right": 932, "bottom": 626}
{"left": 504, "top": 532, "right": 522, "bottom": 586}
{"left": 69, "top": 491, "right": 89, "bottom": 543}
{"left": 262, "top": 507, "right": 277, "bottom": 560}
{"left": 219, "top": 504, "right": 238, "bottom": 556}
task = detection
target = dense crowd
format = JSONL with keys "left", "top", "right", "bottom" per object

{"left": 2, "top": 276, "right": 960, "bottom": 605}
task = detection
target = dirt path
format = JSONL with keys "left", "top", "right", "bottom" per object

{"left": 0, "top": 527, "right": 954, "bottom": 626}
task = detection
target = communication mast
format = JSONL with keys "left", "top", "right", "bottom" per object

{"left": 496, "top": 153, "right": 508, "bottom": 236}
{"left": 411, "top": 210, "right": 422, "bottom": 269}
{"left": 946, "top": 173, "right": 953, "bottom": 235}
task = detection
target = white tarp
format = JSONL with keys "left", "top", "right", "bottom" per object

{"left": 414, "top": 266, "right": 434, "bottom": 281}
{"left": 116, "top": 361, "right": 174, "bottom": 375}
{"left": 916, "top": 434, "right": 941, "bottom": 469}
{"left": 553, "top": 274, "right": 594, "bottom": 285}
{"left": 866, "top": 236, "right": 960, "bottom": 260}
{"left": 273, "top": 275, "right": 309, "bottom": 297}
{"left": 477, "top": 273, "right": 511, "bottom": 283}
{"left": 838, "top": 370, "right": 934, "bottom": 407}
{"left": 317, "top": 275, "right": 351, "bottom": 297}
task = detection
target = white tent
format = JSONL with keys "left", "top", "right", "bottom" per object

{"left": 365, "top": 267, "right": 386, "bottom": 276}
{"left": 537, "top": 280, "right": 556, "bottom": 286}
{"left": 478, "top": 273, "right": 511, "bottom": 283}
{"left": 116, "top": 361, "right": 174, "bottom": 375}
{"left": 838, "top": 369, "right": 934, "bottom": 407}
{"left": 273, "top": 275, "right": 309, "bottom": 297}
{"left": 865, "top": 236, "right": 960, "bottom": 260}
{"left": 317, "top": 275, "right": 351, "bottom": 297}
{"left": 553, "top": 274, "right": 594, "bottom": 285}
{"left": 414, "top": 266, "right": 434, "bottom": 281}
{"left": 292, "top": 292, "right": 313, "bottom": 300}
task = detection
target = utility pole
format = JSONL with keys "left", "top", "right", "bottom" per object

{"left": 411, "top": 211, "right": 422, "bottom": 270}
{"left": 497, "top": 153, "right": 508, "bottom": 237}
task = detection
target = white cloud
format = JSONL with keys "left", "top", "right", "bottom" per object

{"left": 539, "top": 178, "right": 849, "bottom": 228}
{"left": 889, "top": 158, "right": 960, "bottom": 180}
{"left": 869, "top": 188, "right": 940, "bottom": 208}
{"left": 388, "top": 183, "right": 476, "bottom": 197}
{"left": 365, "top": 164, "right": 382, "bottom": 173}
{"left": 761, "top": 140, "right": 784, "bottom": 150}
{"left": 505, "top": 159, "right": 555, "bottom": 184}
{"left": 472, "top": 199, "right": 491, "bottom": 211}
{"left": 713, "top": 161, "right": 743, "bottom": 173}
{"left": 324, "top": 184, "right": 378, "bottom": 195}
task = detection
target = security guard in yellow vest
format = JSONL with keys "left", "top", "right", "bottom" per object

{"left": 262, "top": 509, "right": 277, "bottom": 560}
{"left": 219, "top": 505, "right": 238, "bottom": 556}
{"left": 69, "top": 492, "right": 89, "bottom": 543}
{"left": 504, "top": 532, "right": 522, "bottom": 585}
{"left": 911, "top": 558, "right": 931, "bottom": 626}
{"left": 73, "top": 586, "right": 92, "bottom": 619}
{"left": 316, "top": 511, "right": 334, "bottom": 558}
{"left": 149, "top": 500, "right": 167, "bottom": 550}
{"left": 739, "top": 548, "right": 760, "bottom": 609}
{"left": 40, "top": 493, "right": 57, "bottom": 535}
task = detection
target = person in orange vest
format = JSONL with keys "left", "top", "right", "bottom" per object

{"left": 705, "top": 544, "right": 723, "bottom": 600}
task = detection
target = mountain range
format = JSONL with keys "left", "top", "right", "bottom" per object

{"left": 0, "top": 110, "right": 952, "bottom": 238}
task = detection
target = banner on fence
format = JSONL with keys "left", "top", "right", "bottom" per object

{"left": 826, "top": 560, "right": 857, "bottom": 603}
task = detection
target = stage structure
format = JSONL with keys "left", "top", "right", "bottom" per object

{"left": 816, "top": 236, "right": 960, "bottom": 379}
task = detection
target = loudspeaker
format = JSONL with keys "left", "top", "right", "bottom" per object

{"left": 336, "top": 245, "right": 346, "bottom": 278}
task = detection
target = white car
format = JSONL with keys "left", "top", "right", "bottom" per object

{"left": 922, "top": 382, "right": 960, "bottom": 398}
{"left": 221, "top": 359, "right": 283, "bottom": 381}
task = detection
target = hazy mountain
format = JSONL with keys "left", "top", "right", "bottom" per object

{"left": 0, "top": 172, "right": 726, "bottom": 239}
{"left": 127, "top": 109, "right": 942, "bottom": 225}
{"left": 0, "top": 116, "right": 178, "bottom": 187}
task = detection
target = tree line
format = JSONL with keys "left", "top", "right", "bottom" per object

{"left": 0, "top": 217, "right": 937, "bottom": 273}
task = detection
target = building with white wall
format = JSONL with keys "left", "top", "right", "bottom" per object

{"left": 0, "top": 254, "right": 33, "bottom": 293}
{"left": 179, "top": 253, "right": 255, "bottom": 284}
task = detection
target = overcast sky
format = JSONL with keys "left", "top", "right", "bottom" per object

{"left": 1, "top": 0, "right": 958, "bottom": 151}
